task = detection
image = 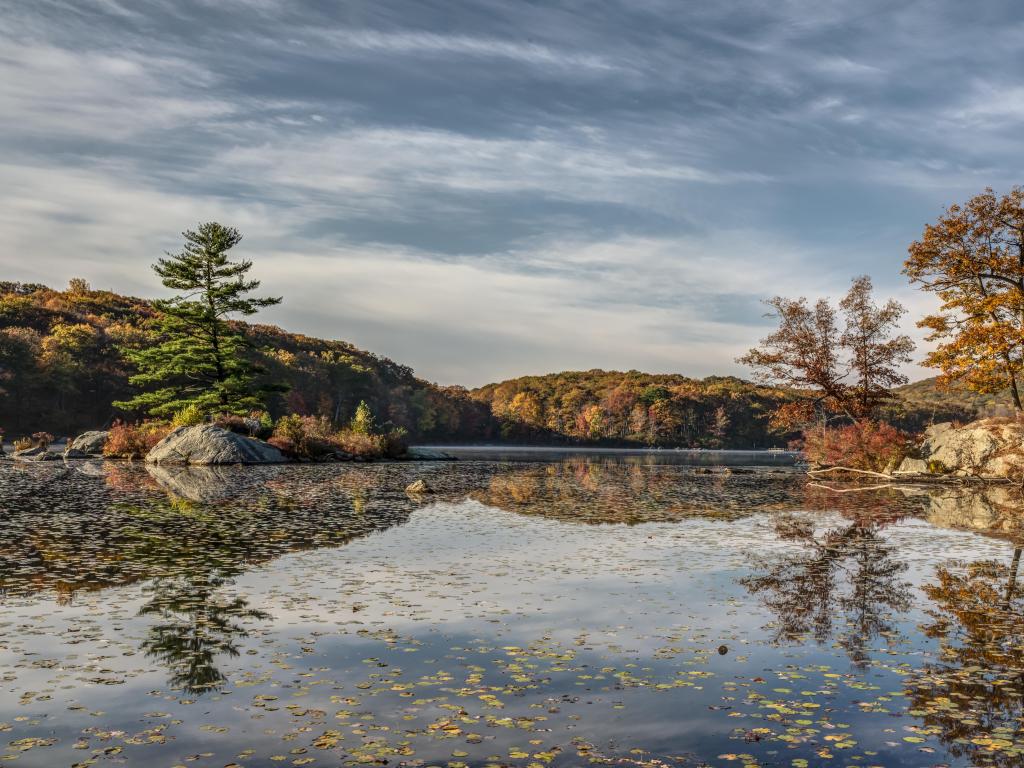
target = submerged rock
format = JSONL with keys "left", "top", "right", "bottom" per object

{"left": 65, "top": 430, "right": 109, "bottom": 456}
{"left": 405, "top": 479, "right": 433, "bottom": 494}
{"left": 146, "top": 424, "right": 285, "bottom": 465}
{"left": 404, "top": 446, "right": 456, "bottom": 461}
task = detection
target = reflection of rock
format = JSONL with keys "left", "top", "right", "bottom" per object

{"left": 905, "top": 484, "right": 1024, "bottom": 538}
{"left": 145, "top": 464, "right": 250, "bottom": 502}
{"left": 146, "top": 425, "right": 285, "bottom": 465}
{"left": 66, "top": 430, "right": 109, "bottom": 456}
{"left": 75, "top": 460, "right": 108, "bottom": 477}
{"left": 905, "top": 419, "right": 1024, "bottom": 479}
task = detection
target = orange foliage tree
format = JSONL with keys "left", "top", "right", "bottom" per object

{"left": 738, "top": 276, "right": 914, "bottom": 428}
{"left": 905, "top": 187, "right": 1024, "bottom": 410}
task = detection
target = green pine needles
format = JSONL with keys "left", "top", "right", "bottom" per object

{"left": 115, "top": 222, "right": 282, "bottom": 418}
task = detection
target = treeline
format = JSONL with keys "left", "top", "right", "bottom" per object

{"left": 0, "top": 280, "right": 493, "bottom": 441}
{"left": 469, "top": 370, "right": 980, "bottom": 448}
{"left": 471, "top": 370, "right": 794, "bottom": 448}
{"left": 0, "top": 281, "right": 991, "bottom": 446}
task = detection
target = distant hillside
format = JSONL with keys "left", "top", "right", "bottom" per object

{"left": 894, "top": 377, "right": 1015, "bottom": 415}
{"left": 470, "top": 369, "right": 798, "bottom": 448}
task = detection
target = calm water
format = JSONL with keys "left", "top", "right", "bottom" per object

{"left": 1, "top": 455, "right": 1023, "bottom": 768}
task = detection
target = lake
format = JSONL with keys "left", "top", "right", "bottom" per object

{"left": 1, "top": 453, "right": 1022, "bottom": 768}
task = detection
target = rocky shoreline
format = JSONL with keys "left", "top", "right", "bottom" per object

{"left": 2, "top": 424, "right": 457, "bottom": 464}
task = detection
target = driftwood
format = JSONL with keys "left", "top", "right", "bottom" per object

{"left": 807, "top": 465, "right": 1011, "bottom": 486}
{"left": 807, "top": 466, "right": 891, "bottom": 480}
{"left": 806, "top": 481, "right": 898, "bottom": 493}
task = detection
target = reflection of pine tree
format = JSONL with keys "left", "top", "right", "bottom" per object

{"left": 906, "top": 548, "right": 1024, "bottom": 767}
{"left": 741, "top": 515, "right": 912, "bottom": 667}
{"left": 139, "top": 570, "right": 269, "bottom": 695}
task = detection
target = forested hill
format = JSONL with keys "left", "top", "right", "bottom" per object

{"left": 0, "top": 281, "right": 493, "bottom": 440}
{"left": 469, "top": 370, "right": 796, "bottom": 448}
{"left": 471, "top": 370, "right": 994, "bottom": 447}
{"left": 0, "top": 280, "right": 996, "bottom": 445}
{"left": 892, "top": 377, "right": 1015, "bottom": 417}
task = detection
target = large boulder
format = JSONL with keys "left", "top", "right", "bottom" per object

{"left": 904, "top": 418, "right": 1024, "bottom": 479}
{"left": 146, "top": 424, "right": 286, "bottom": 465}
{"left": 65, "top": 430, "right": 109, "bottom": 457}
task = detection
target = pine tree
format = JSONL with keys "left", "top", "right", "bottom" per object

{"left": 115, "top": 223, "right": 282, "bottom": 418}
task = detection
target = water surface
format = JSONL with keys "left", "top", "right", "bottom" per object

{"left": 1, "top": 456, "right": 1023, "bottom": 768}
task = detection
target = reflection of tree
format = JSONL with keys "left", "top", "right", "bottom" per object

{"left": 0, "top": 464, "right": 415, "bottom": 599}
{"left": 741, "top": 511, "right": 913, "bottom": 667}
{"left": 906, "top": 548, "right": 1024, "bottom": 767}
{"left": 470, "top": 459, "right": 806, "bottom": 524}
{"left": 140, "top": 569, "right": 269, "bottom": 695}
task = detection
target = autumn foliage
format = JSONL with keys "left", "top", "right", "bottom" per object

{"left": 799, "top": 420, "right": 914, "bottom": 472}
{"left": 739, "top": 276, "right": 914, "bottom": 428}
{"left": 103, "top": 420, "right": 171, "bottom": 459}
{"left": 905, "top": 186, "right": 1024, "bottom": 410}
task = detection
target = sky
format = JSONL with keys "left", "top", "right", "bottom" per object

{"left": 1, "top": 0, "right": 1022, "bottom": 387}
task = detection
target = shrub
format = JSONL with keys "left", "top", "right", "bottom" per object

{"left": 335, "top": 428, "right": 386, "bottom": 459}
{"left": 800, "top": 420, "right": 914, "bottom": 473}
{"left": 31, "top": 431, "right": 54, "bottom": 449}
{"left": 214, "top": 413, "right": 250, "bottom": 434}
{"left": 384, "top": 427, "right": 409, "bottom": 459}
{"left": 269, "top": 414, "right": 337, "bottom": 458}
{"left": 12, "top": 437, "right": 34, "bottom": 451}
{"left": 171, "top": 403, "right": 206, "bottom": 428}
{"left": 104, "top": 420, "right": 170, "bottom": 459}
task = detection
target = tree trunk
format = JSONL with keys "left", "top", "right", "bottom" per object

{"left": 1009, "top": 370, "right": 1023, "bottom": 411}
{"left": 1006, "top": 547, "right": 1021, "bottom": 608}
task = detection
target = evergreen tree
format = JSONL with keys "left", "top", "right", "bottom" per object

{"left": 115, "top": 223, "right": 282, "bottom": 418}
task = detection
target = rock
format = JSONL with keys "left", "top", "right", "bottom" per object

{"left": 63, "top": 448, "right": 90, "bottom": 459}
{"left": 405, "top": 479, "right": 432, "bottom": 494}
{"left": 12, "top": 446, "right": 60, "bottom": 461}
{"left": 65, "top": 430, "right": 109, "bottom": 456}
{"left": 915, "top": 418, "right": 1024, "bottom": 478}
{"left": 894, "top": 457, "right": 929, "bottom": 475}
{"left": 404, "top": 446, "right": 456, "bottom": 461}
{"left": 146, "top": 424, "right": 286, "bottom": 465}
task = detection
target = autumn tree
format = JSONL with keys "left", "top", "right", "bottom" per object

{"left": 904, "top": 187, "right": 1024, "bottom": 410}
{"left": 115, "top": 223, "right": 282, "bottom": 418}
{"left": 738, "top": 276, "right": 913, "bottom": 426}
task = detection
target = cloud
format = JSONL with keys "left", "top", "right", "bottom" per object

{"left": 0, "top": 40, "right": 227, "bottom": 141}
{"left": 0, "top": 0, "right": 1019, "bottom": 385}
{"left": 305, "top": 28, "right": 619, "bottom": 73}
